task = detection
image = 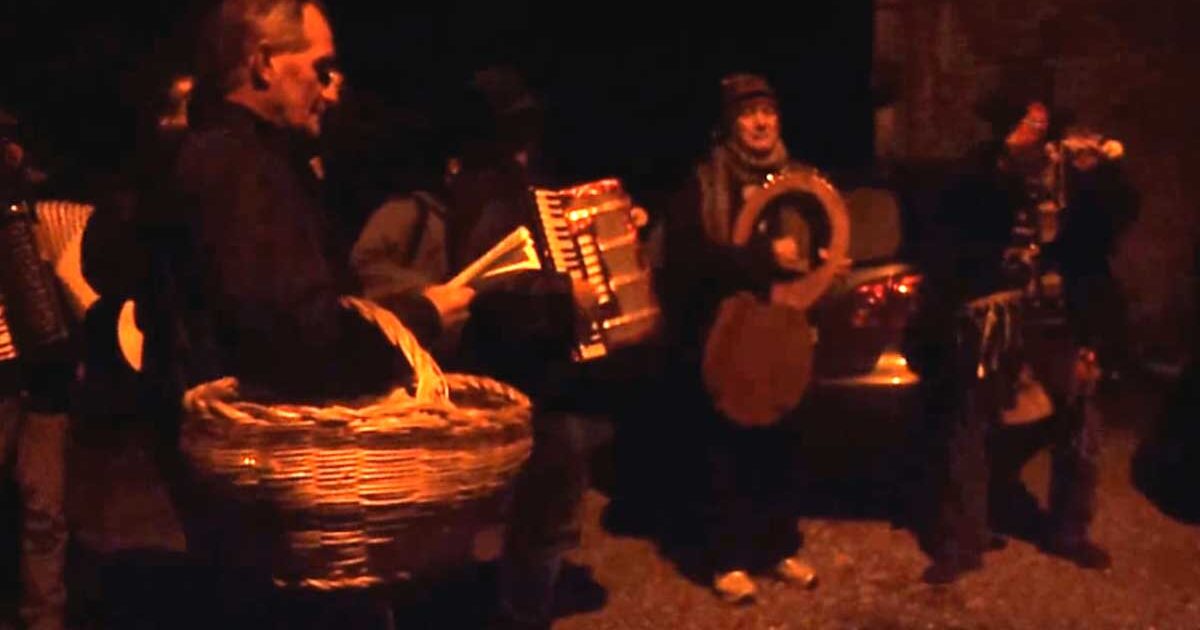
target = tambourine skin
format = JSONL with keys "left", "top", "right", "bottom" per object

{"left": 702, "top": 292, "right": 814, "bottom": 427}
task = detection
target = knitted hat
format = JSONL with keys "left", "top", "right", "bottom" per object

{"left": 720, "top": 73, "right": 777, "bottom": 116}
{"left": 459, "top": 65, "right": 543, "bottom": 160}
{"left": 472, "top": 65, "right": 540, "bottom": 119}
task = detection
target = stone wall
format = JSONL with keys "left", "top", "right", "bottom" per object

{"left": 875, "top": 0, "right": 1199, "bottom": 362}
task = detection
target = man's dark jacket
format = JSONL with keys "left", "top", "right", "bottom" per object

{"left": 86, "top": 102, "right": 441, "bottom": 406}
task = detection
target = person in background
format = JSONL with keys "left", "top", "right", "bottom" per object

{"left": 915, "top": 94, "right": 1135, "bottom": 583}
{"left": 347, "top": 67, "right": 595, "bottom": 629}
{"left": 0, "top": 112, "right": 70, "bottom": 630}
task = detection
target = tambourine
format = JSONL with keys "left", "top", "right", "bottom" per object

{"left": 702, "top": 167, "right": 852, "bottom": 427}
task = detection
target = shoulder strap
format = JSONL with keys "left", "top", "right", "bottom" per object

{"left": 404, "top": 193, "right": 433, "bottom": 267}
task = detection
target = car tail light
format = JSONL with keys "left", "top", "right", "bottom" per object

{"left": 894, "top": 273, "right": 922, "bottom": 296}
{"left": 849, "top": 272, "right": 923, "bottom": 328}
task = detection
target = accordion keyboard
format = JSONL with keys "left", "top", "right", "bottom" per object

{"left": 532, "top": 179, "right": 660, "bottom": 361}
{"left": 533, "top": 189, "right": 583, "bottom": 279}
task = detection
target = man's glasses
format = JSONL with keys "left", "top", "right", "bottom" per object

{"left": 314, "top": 58, "right": 341, "bottom": 88}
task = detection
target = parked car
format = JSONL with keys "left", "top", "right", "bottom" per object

{"left": 807, "top": 185, "right": 923, "bottom": 394}
{"left": 796, "top": 184, "right": 926, "bottom": 482}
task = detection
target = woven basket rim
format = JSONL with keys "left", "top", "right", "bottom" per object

{"left": 181, "top": 297, "right": 532, "bottom": 423}
{"left": 184, "top": 372, "right": 532, "bottom": 428}
{"left": 177, "top": 298, "right": 534, "bottom": 591}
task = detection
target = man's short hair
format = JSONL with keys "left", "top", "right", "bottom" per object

{"left": 197, "top": 0, "right": 324, "bottom": 96}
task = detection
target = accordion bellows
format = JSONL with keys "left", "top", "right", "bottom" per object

{"left": 0, "top": 200, "right": 95, "bottom": 358}
{"left": 180, "top": 297, "right": 533, "bottom": 590}
{"left": 0, "top": 300, "right": 16, "bottom": 363}
{"left": 532, "top": 178, "right": 661, "bottom": 361}
{"left": 33, "top": 200, "right": 99, "bottom": 319}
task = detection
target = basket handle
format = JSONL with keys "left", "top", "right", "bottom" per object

{"left": 340, "top": 296, "right": 449, "bottom": 403}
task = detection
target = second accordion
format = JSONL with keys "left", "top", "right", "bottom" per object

{"left": 530, "top": 178, "right": 661, "bottom": 361}
{"left": 0, "top": 200, "right": 71, "bottom": 359}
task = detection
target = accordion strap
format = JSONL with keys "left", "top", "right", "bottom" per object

{"left": 404, "top": 193, "right": 433, "bottom": 268}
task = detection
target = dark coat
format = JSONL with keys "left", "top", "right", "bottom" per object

{"left": 442, "top": 157, "right": 579, "bottom": 405}
{"left": 86, "top": 102, "right": 441, "bottom": 405}
{"left": 659, "top": 153, "right": 804, "bottom": 356}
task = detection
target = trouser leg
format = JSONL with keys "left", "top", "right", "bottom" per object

{"left": 1048, "top": 394, "right": 1101, "bottom": 543}
{"left": 14, "top": 409, "right": 69, "bottom": 630}
{"left": 499, "top": 412, "right": 589, "bottom": 626}
{"left": 930, "top": 376, "right": 994, "bottom": 563}
{"left": 704, "top": 423, "right": 802, "bottom": 575}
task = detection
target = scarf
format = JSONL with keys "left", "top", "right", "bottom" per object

{"left": 699, "top": 140, "right": 789, "bottom": 245}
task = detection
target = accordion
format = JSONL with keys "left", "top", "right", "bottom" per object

{"left": 32, "top": 200, "right": 99, "bottom": 319}
{"left": 0, "top": 296, "right": 17, "bottom": 363}
{"left": 0, "top": 199, "right": 95, "bottom": 362}
{"left": 530, "top": 178, "right": 661, "bottom": 361}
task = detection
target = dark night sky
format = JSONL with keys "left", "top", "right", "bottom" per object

{"left": 2, "top": 1, "right": 873, "bottom": 199}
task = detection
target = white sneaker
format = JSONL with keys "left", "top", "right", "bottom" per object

{"left": 713, "top": 570, "right": 758, "bottom": 604}
{"left": 775, "top": 556, "right": 818, "bottom": 589}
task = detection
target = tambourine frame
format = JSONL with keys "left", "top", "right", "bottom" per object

{"left": 732, "top": 168, "right": 850, "bottom": 249}
{"left": 700, "top": 168, "right": 852, "bottom": 427}
{"left": 730, "top": 167, "right": 852, "bottom": 307}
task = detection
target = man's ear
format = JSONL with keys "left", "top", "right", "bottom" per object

{"left": 249, "top": 47, "right": 275, "bottom": 90}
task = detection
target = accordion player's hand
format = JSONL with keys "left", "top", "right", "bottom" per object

{"left": 423, "top": 283, "right": 476, "bottom": 329}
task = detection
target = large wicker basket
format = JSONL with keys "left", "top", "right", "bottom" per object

{"left": 179, "top": 297, "right": 533, "bottom": 590}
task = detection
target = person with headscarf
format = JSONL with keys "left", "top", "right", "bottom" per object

{"left": 660, "top": 73, "right": 845, "bottom": 604}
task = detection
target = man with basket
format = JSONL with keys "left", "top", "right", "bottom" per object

{"left": 104, "top": 2, "right": 582, "bottom": 628}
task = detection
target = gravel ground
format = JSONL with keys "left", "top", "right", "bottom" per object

{"left": 558, "top": 379, "right": 1200, "bottom": 630}
{"left": 560, "top": 439, "right": 1200, "bottom": 630}
{"left": 2, "top": 375, "right": 1196, "bottom": 629}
